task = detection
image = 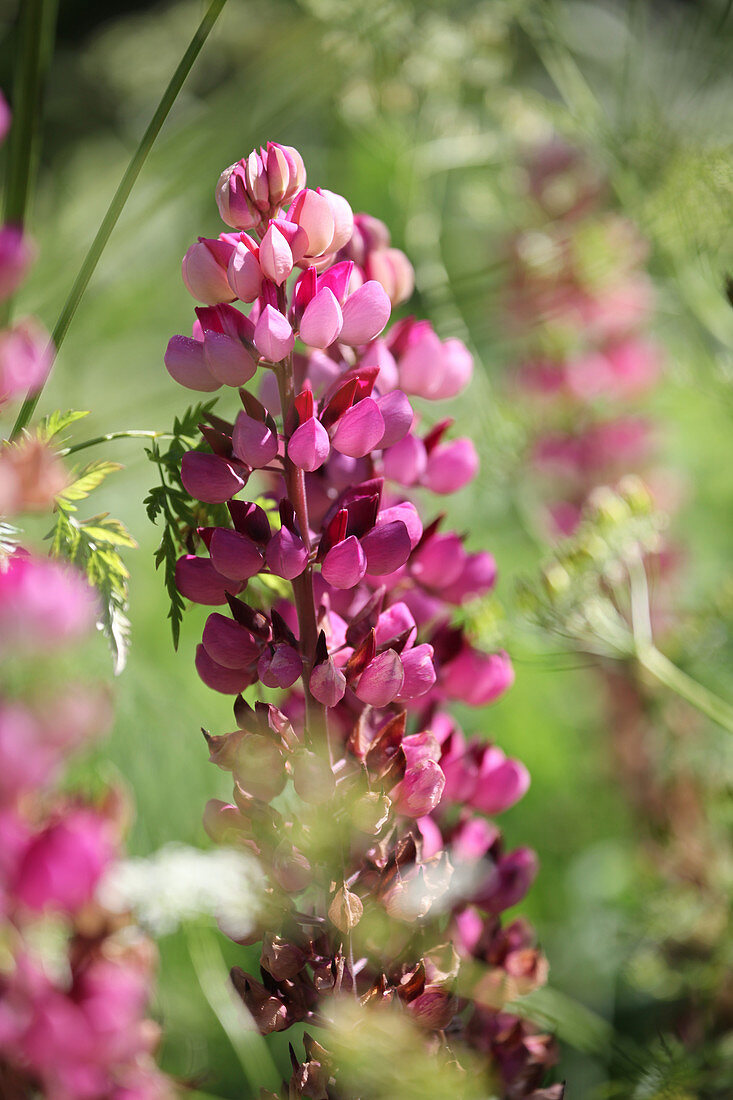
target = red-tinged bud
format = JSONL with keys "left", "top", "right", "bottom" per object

{"left": 266, "top": 143, "right": 306, "bottom": 205}
{"left": 165, "top": 334, "right": 220, "bottom": 392}
{"left": 442, "top": 647, "right": 515, "bottom": 707}
{"left": 330, "top": 397, "right": 385, "bottom": 459}
{"left": 202, "top": 612, "right": 262, "bottom": 669}
{"left": 175, "top": 555, "right": 242, "bottom": 605}
{"left": 229, "top": 499, "right": 271, "bottom": 543}
{"left": 396, "top": 644, "right": 436, "bottom": 701}
{"left": 261, "top": 934, "right": 305, "bottom": 982}
{"left": 209, "top": 527, "right": 264, "bottom": 582}
{"left": 310, "top": 656, "right": 346, "bottom": 706}
{"left": 202, "top": 799, "right": 249, "bottom": 844}
{"left": 339, "top": 281, "right": 391, "bottom": 346}
{"left": 182, "top": 237, "right": 236, "bottom": 304}
{"left": 232, "top": 410, "right": 279, "bottom": 468}
{"left": 230, "top": 969, "right": 289, "bottom": 1034}
{"left": 382, "top": 433, "right": 427, "bottom": 486}
{"left": 393, "top": 758, "right": 445, "bottom": 817}
{"left": 259, "top": 222, "right": 295, "bottom": 285}
{"left": 374, "top": 602, "right": 417, "bottom": 649}
{"left": 216, "top": 163, "right": 259, "bottom": 230}
{"left": 258, "top": 643, "right": 302, "bottom": 689}
{"left": 272, "top": 840, "right": 311, "bottom": 893}
{"left": 288, "top": 415, "right": 330, "bottom": 472}
{"left": 424, "top": 437, "right": 479, "bottom": 494}
{"left": 299, "top": 287, "right": 343, "bottom": 349}
{"left": 318, "top": 260, "right": 354, "bottom": 305}
{"left": 355, "top": 648, "right": 404, "bottom": 707}
{"left": 360, "top": 519, "right": 412, "bottom": 576}
{"left": 321, "top": 535, "right": 367, "bottom": 589}
{"left": 195, "top": 644, "right": 257, "bottom": 694}
{"left": 292, "top": 750, "right": 336, "bottom": 803}
{"left": 227, "top": 236, "right": 263, "bottom": 301}
{"left": 405, "top": 988, "right": 456, "bottom": 1030}
{"left": 181, "top": 450, "right": 245, "bottom": 503}
{"left": 254, "top": 304, "right": 294, "bottom": 361}
{"left": 266, "top": 526, "right": 308, "bottom": 580}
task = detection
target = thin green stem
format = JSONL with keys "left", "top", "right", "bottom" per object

{"left": 10, "top": 0, "right": 229, "bottom": 440}
{"left": 636, "top": 643, "right": 733, "bottom": 735}
{"left": 1, "top": 0, "right": 58, "bottom": 326}
{"left": 58, "top": 429, "right": 173, "bottom": 457}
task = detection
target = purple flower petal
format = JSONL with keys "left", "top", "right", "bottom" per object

{"left": 321, "top": 535, "right": 367, "bottom": 589}
{"left": 299, "top": 287, "right": 343, "bottom": 349}
{"left": 288, "top": 417, "right": 331, "bottom": 471}
{"left": 339, "top": 280, "right": 391, "bottom": 346}
{"left": 361, "top": 519, "right": 412, "bottom": 575}
{"left": 355, "top": 649, "right": 404, "bottom": 707}
{"left": 181, "top": 451, "right": 244, "bottom": 503}
{"left": 331, "top": 398, "right": 385, "bottom": 459}
{"left": 209, "top": 527, "right": 264, "bottom": 581}
{"left": 165, "top": 335, "right": 220, "bottom": 392}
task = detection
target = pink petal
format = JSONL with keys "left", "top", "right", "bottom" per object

{"left": 299, "top": 287, "right": 343, "bottom": 349}
{"left": 355, "top": 649, "right": 404, "bottom": 707}
{"left": 202, "top": 612, "right": 261, "bottom": 668}
{"left": 258, "top": 223, "right": 294, "bottom": 285}
{"left": 360, "top": 519, "right": 411, "bottom": 575}
{"left": 181, "top": 451, "right": 244, "bottom": 503}
{"left": 165, "top": 335, "right": 220, "bottom": 392}
{"left": 266, "top": 527, "right": 308, "bottom": 580}
{"left": 288, "top": 417, "right": 331, "bottom": 471}
{"left": 330, "top": 397, "right": 385, "bottom": 458}
{"left": 375, "top": 390, "right": 413, "bottom": 448}
{"left": 227, "top": 239, "right": 263, "bottom": 301}
{"left": 195, "top": 644, "right": 257, "bottom": 694}
{"left": 175, "top": 555, "right": 242, "bottom": 605}
{"left": 232, "top": 411, "right": 279, "bottom": 468}
{"left": 321, "top": 535, "right": 367, "bottom": 589}
{"left": 203, "top": 331, "right": 257, "bottom": 387}
{"left": 209, "top": 528, "right": 264, "bottom": 581}
{"left": 310, "top": 657, "right": 347, "bottom": 706}
{"left": 339, "top": 281, "right": 391, "bottom": 346}
{"left": 395, "top": 644, "right": 436, "bottom": 701}
{"left": 254, "top": 305, "right": 294, "bottom": 362}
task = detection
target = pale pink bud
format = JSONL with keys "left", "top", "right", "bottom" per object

{"left": 319, "top": 189, "right": 354, "bottom": 252}
{"left": 299, "top": 287, "right": 343, "bottom": 348}
{"left": 254, "top": 305, "right": 294, "bottom": 361}
{"left": 195, "top": 644, "right": 256, "bottom": 694}
{"left": 397, "top": 325, "right": 444, "bottom": 397}
{"left": 181, "top": 451, "right": 245, "bottom": 503}
{"left": 376, "top": 501, "right": 422, "bottom": 548}
{"left": 266, "top": 526, "right": 308, "bottom": 580}
{"left": 360, "top": 339, "right": 399, "bottom": 391}
{"left": 14, "top": 810, "right": 112, "bottom": 914}
{"left": 164, "top": 334, "right": 220, "bottom": 392}
{"left": 321, "top": 535, "right": 367, "bottom": 589}
{"left": 227, "top": 237, "right": 263, "bottom": 301}
{"left": 382, "top": 433, "right": 427, "bottom": 486}
{"left": 339, "top": 281, "right": 391, "bottom": 346}
{"left": 265, "top": 142, "right": 306, "bottom": 205}
{"left": 182, "top": 237, "right": 235, "bottom": 304}
{"left": 0, "top": 318, "right": 52, "bottom": 402}
{"left": 202, "top": 612, "right": 261, "bottom": 668}
{"left": 375, "top": 390, "right": 413, "bottom": 448}
{"left": 175, "top": 555, "right": 242, "bottom": 605}
{"left": 396, "top": 644, "right": 436, "bottom": 701}
{"left": 411, "top": 532, "right": 466, "bottom": 589}
{"left": 216, "top": 163, "right": 259, "bottom": 230}
{"left": 443, "top": 648, "right": 515, "bottom": 706}
{"left": 209, "top": 527, "right": 264, "bottom": 581}
{"left": 290, "top": 189, "right": 335, "bottom": 260}
{"left": 310, "top": 657, "right": 347, "bottom": 706}
{"left": 360, "top": 519, "right": 411, "bottom": 575}
{"left": 0, "top": 225, "right": 35, "bottom": 301}
{"left": 259, "top": 222, "right": 294, "bottom": 285}
{"left": 424, "top": 438, "right": 479, "bottom": 494}
{"left": 473, "top": 755, "right": 531, "bottom": 816}
{"left": 365, "top": 247, "right": 415, "bottom": 306}
{"left": 246, "top": 150, "right": 270, "bottom": 211}
{"left": 288, "top": 416, "right": 330, "bottom": 471}
{"left": 232, "top": 410, "right": 278, "bottom": 468}
{"left": 330, "top": 397, "right": 385, "bottom": 458}
{"left": 355, "top": 649, "right": 404, "bottom": 707}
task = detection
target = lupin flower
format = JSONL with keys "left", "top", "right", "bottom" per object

{"left": 162, "top": 140, "right": 561, "bottom": 1099}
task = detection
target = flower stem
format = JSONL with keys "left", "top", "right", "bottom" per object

{"left": 10, "top": 0, "right": 229, "bottom": 440}
{"left": 636, "top": 642, "right": 733, "bottom": 735}
{"left": 58, "top": 429, "right": 173, "bottom": 457}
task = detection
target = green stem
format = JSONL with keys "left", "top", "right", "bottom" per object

{"left": 58, "top": 429, "right": 173, "bottom": 457}
{"left": 636, "top": 643, "right": 733, "bottom": 735}
{"left": 1, "top": 0, "right": 58, "bottom": 326}
{"left": 10, "top": 0, "right": 229, "bottom": 440}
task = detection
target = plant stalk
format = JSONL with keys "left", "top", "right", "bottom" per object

{"left": 636, "top": 642, "right": 733, "bottom": 736}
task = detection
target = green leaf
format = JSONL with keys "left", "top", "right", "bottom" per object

{"left": 81, "top": 514, "right": 138, "bottom": 549}
{"left": 36, "top": 408, "right": 90, "bottom": 443}
{"left": 58, "top": 459, "right": 123, "bottom": 503}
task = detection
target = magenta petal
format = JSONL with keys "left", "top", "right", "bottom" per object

{"left": 299, "top": 288, "right": 343, "bottom": 349}
{"left": 321, "top": 535, "right": 367, "bottom": 589}
{"left": 375, "top": 390, "right": 413, "bottom": 448}
{"left": 424, "top": 438, "right": 479, "bottom": 494}
{"left": 472, "top": 757, "right": 530, "bottom": 816}
{"left": 331, "top": 398, "right": 385, "bottom": 459}
{"left": 288, "top": 417, "right": 331, "bottom": 471}
{"left": 376, "top": 502, "right": 422, "bottom": 548}
{"left": 382, "top": 433, "right": 427, "bottom": 486}
{"left": 393, "top": 759, "right": 445, "bottom": 817}
{"left": 310, "top": 658, "right": 347, "bottom": 706}
{"left": 395, "top": 644, "right": 436, "bottom": 701}
{"left": 195, "top": 644, "right": 256, "bottom": 694}
{"left": 209, "top": 527, "right": 264, "bottom": 581}
{"left": 361, "top": 519, "right": 411, "bottom": 576}
{"left": 411, "top": 533, "right": 466, "bottom": 589}
{"left": 259, "top": 223, "right": 294, "bottom": 286}
{"left": 397, "top": 327, "right": 444, "bottom": 397}
{"left": 430, "top": 338, "right": 473, "bottom": 399}
{"left": 339, "top": 281, "right": 391, "bottom": 346}
{"left": 258, "top": 644, "right": 302, "bottom": 688}
{"left": 165, "top": 335, "right": 220, "bottom": 392}
{"left": 202, "top": 612, "right": 261, "bottom": 668}
{"left": 174, "top": 555, "right": 241, "bottom": 605}
{"left": 266, "top": 527, "right": 308, "bottom": 580}
{"left": 443, "top": 648, "right": 514, "bottom": 706}
{"left": 203, "top": 331, "right": 257, "bottom": 386}
{"left": 475, "top": 848, "right": 539, "bottom": 913}
{"left": 355, "top": 649, "right": 404, "bottom": 707}
{"left": 181, "top": 451, "right": 244, "bottom": 504}
{"left": 232, "top": 410, "right": 279, "bottom": 468}
{"left": 441, "top": 551, "right": 497, "bottom": 603}
{"left": 227, "top": 240, "right": 263, "bottom": 301}
{"left": 182, "top": 239, "right": 235, "bottom": 304}
{"left": 254, "top": 305, "right": 295, "bottom": 361}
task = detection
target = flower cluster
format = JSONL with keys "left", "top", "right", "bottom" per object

{"left": 164, "top": 141, "right": 562, "bottom": 1097}
{"left": 0, "top": 90, "right": 172, "bottom": 1100}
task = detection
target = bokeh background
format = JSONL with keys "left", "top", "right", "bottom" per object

{"left": 4, "top": 0, "right": 733, "bottom": 1095}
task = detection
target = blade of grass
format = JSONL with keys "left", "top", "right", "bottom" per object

{"left": 10, "top": 0, "right": 229, "bottom": 440}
